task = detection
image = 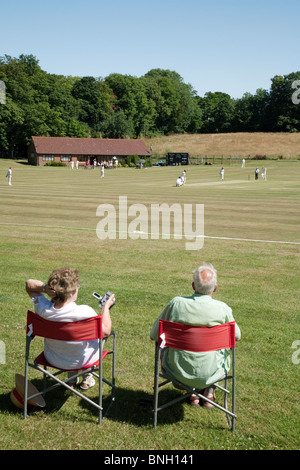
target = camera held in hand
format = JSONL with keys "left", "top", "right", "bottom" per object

{"left": 93, "top": 291, "right": 115, "bottom": 308}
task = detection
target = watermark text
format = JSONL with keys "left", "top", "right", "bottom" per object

{"left": 292, "top": 340, "right": 300, "bottom": 364}
{"left": 0, "top": 81, "right": 6, "bottom": 104}
{"left": 96, "top": 196, "right": 204, "bottom": 250}
{"left": 0, "top": 340, "right": 5, "bottom": 364}
{"left": 291, "top": 80, "right": 300, "bottom": 105}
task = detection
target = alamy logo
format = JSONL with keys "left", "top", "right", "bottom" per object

{"left": 291, "top": 80, "right": 300, "bottom": 105}
{"left": 96, "top": 196, "right": 204, "bottom": 250}
{"left": 291, "top": 340, "right": 300, "bottom": 365}
{"left": 0, "top": 81, "right": 6, "bottom": 105}
{"left": 0, "top": 341, "right": 5, "bottom": 364}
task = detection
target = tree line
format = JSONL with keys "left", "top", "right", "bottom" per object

{"left": 0, "top": 54, "right": 299, "bottom": 157}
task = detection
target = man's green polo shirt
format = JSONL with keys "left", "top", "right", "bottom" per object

{"left": 151, "top": 294, "right": 241, "bottom": 390}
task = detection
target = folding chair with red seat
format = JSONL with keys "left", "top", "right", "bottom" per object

{"left": 24, "top": 309, "right": 116, "bottom": 424}
{"left": 153, "top": 319, "right": 237, "bottom": 431}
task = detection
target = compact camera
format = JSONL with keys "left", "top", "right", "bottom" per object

{"left": 93, "top": 291, "right": 115, "bottom": 308}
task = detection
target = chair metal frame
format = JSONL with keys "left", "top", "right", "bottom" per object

{"left": 24, "top": 309, "right": 116, "bottom": 424}
{"left": 153, "top": 319, "right": 236, "bottom": 431}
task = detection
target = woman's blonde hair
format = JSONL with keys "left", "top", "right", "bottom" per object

{"left": 48, "top": 268, "right": 79, "bottom": 303}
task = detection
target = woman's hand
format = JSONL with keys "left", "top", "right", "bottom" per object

{"left": 43, "top": 284, "right": 56, "bottom": 298}
{"left": 101, "top": 293, "right": 115, "bottom": 337}
{"left": 106, "top": 293, "right": 115, "bottom": 309}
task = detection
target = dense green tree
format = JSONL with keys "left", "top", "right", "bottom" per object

{"left": 100, "top": 110, "right": 134, "bottom": 138}
{"left": 71, "top": 76, "right": 115, "bottom": 132}
{"left": 232, "top": 89, "right": 269, "bottom": 132}
{"left": 144, "top": 69, "right": 202, "bottom": 134}
{"left": 0, "top": 96, "right": 24, "bottom": 156}
{"left": 198, "top": 92, "right": 235, "bottom": 133}
{"left": 266, "top": 72, "right": 300, "bottom": 132}
{"left": 0, "top": 55, "right": 69, "bottom": 154}
{"left": 0, "top": 54, "right": 299, "bottom": 157}
{"left": 0, "top": 55, "right": 41, "bottom": 154}
{"left": 0, "top": 56, "right": 104, "bottom": 154}
{"left": 66, "top": 118, "right": 91, "bottom": 138}
{"left": 104, "top": 73, "right": 153, "bottom": 137}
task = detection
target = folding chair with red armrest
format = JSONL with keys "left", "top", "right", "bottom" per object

{"left": 153, "top": 320, "right": 236, "bottom": 430}
{"left": 24, "top": 310, "right": 116, "bottom": 424}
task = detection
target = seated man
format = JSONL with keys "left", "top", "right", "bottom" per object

{"left": 150, "top": 262, "right": 241, "bottom": 407}
{"left": 26, "top": 267, "right": 115, "bottom": 390}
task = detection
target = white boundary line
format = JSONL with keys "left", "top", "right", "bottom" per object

{"left": 0, "top": 222, "right": 299, "bottom": 245}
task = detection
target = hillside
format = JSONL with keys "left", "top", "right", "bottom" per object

{"left": 145, "top": 132, "right": 300, "bottom": 158}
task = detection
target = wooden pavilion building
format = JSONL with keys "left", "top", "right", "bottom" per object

{"left": 28, "top": 136, "right": 150, "bottom": 166}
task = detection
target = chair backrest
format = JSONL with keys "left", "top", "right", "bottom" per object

{"left": 158, "top": 320, "right": 236, "bottom": 352}
{"left": 26, "top": 310, "right": 103, "bottom": 341}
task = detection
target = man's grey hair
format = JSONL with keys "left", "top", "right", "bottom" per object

{"left": 193, "top": 262, "right": 217, "bottom": 295}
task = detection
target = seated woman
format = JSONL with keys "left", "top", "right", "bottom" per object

{"left": 25, "top": 267, "right": 115, "bottom": 390}
{"left": 150, "top": 262, "right": 241, "bottom": 407}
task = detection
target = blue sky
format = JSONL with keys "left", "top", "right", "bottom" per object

{"left": 1, "top": 0, "right": 299, "bottom": 98}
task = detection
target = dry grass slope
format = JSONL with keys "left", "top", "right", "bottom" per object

{"left": 146, "top": 132, "right": 300, "bottom": 158}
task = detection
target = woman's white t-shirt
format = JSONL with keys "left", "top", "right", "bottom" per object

{"left": 33, "top": 295, "right": 99, "bottom": 370}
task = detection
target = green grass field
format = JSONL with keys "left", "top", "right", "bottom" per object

{"left": 0, "top": 158, "right": 299, "bottom": 451}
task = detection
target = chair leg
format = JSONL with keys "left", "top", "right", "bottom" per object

{"left": 97, "top": 332, "right": 116, "bottom": 424}
{"left": 231, "top": 349, "right": 236, "bottom": 432}
{"left": 43, "top": 366, "right": 48, "bottom": 393}
{"left": 223, "top": 377, "right": 231, "bottom": 429}
{"left": 231, "top": 380, "right": 236, "bottom": 432}
{"left": 153, "top": 344, "right": 160, "bottom": 429}
{"left": 99, "top": 361, "right": 103, "bottom": 425}
{"left": 222, "top": 377, "right": 235, "bottom": 431}
{"left": 24, "top": 362, "right": 29, "bottom": 420}
{"left": 24, "top": 337, "right": 31, "bottom": 419}
{"left": 112, "top": 333, "right": 116, "bottom": 399}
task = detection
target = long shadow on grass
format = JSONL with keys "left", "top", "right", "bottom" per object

{"left": 80, "top": 387, "right": 185, "bottom": 427}
{"left": 2, "top": 380, "right": 185, "bottom": 426}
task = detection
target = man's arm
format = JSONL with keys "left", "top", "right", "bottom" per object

{"left": 235, "top": 322, "right": 242, "bottom": 341}
{"left": 150, "top": 300, "right": 173, "bottom": 341}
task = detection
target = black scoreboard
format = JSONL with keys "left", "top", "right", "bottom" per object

{"left": 166, "top": 153, "right": 189, "bottom": 166}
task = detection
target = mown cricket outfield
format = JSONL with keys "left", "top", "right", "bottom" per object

{"left": 0, "top": 157, "right": 299, "bottom": 450}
